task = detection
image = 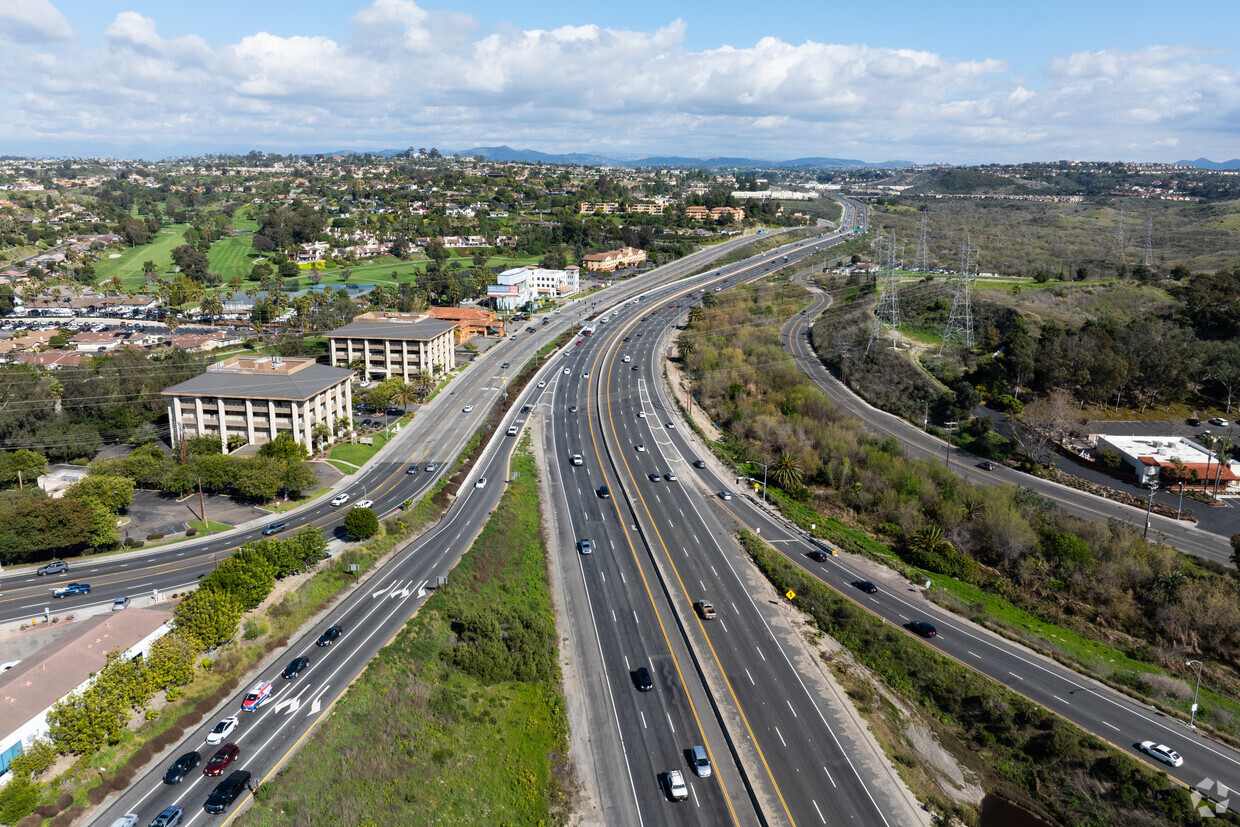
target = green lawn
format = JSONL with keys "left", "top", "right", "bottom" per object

{"left": 208, "top": 235, "right": 260, "bottom": 279}
{"left": 327, "top": 430, "right": 398, "bottom": 471}
{"left": 186, "top": 520, "right": 233, "bottom": 536}
{"left": 241, "top": 442, "right": 569, "bottom": 826}
{"left": 94, "top": 224, "right": 189, "bottom": 289}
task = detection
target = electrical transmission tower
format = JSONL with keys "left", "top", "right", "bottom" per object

{"left": 915, "top": 211, "right": 931, "bottom": 272}
{"left": 1142, "top": 217, "right": 1153, "bottom": 267}
{"left": 1113, "top": 207, "right": 1126, "bottom": 262}
{"left": 940, "top": 234, "right": 977, "bottom": 354}
{"left": 867, "top": 229, "right": 904, "bottom": 353}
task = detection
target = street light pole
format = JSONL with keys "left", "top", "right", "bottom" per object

{"left": 1177, "top": 481, "right": 1185, "bottom": 520}
{"left": 1187, "top": 659, "right": 1203, "bottom": 728}
{"left": 752, "top": 462, "right": 769, "bottom": 504}
{"left": 944, "top": 421, "right": 958, "bottom": 470}
{"left": 1143, "top": 483, "right": 1158, "bottom": 539}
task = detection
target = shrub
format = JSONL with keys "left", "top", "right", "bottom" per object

{"left": 343, "top": 507, "right": 379, "bottom": 540}
{"left": 185, "top": 528, "right": 197, "bottom": 537}
{"left": 124, "top": 538, "right": 144, "bottom": 548}
{"left": 243, "top": 618, "right": 269, "bottom": 640}
{"left": 146, "top": 532, "right": 164, "bottom": 541}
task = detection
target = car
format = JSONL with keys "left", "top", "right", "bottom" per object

{"left": 283, "top": 657, "right": 310, "bottom": 679}
{"left": 694, "top": 600, "right": 716, "bottom": 620}
{"left": 582, "top": 372, "right": 589, "bottom": 378}
{"left": 501, "top": 361, "right": 510, "bottom": 369}
{"left": 331, "top": 493, "right": 350, "bottom": 507}
{"left": 807, "top": 550, "right": 828, "bottom": 562}
{"left": 576, "top": 340, "right": 582, "bottom": 345}
{"left": 571, "top": 454, "right": 583, "bottom": 466}
{"left": 623, "top": 336, "right": 631, "bottom": 342}
{"left": 694, "top": 459, "right": 706, "bottom": 469}
{"left": 204, "top": 770, "right": 252, "bottom": 814}
{"left": 563, "top": 367, "right": 570, "bottom": 374}
{"left": 636, "top": 444, "right": 646, "bottom": 452}
{"left": 1187, "top": 417, "right": 1201, "bottom": 426}
{"left": 317, "top": 625, "right": 344, "bottom": 646}
{"left": 108, "top": 815, "right": 140, "bottom": 827}
{"left": 507, "top": 425, "right": 518, "bottom": 436}
{"left": 720, "top": 491, "right": 733, "bottom": 501}
{"left": 162, "top": 751, "right": 201, "bottom": 785}
{"left": 977, "top": 460, "right": 996, "bottom": 471}
{"left": 663, "top": 769, "right": 689, "bottom": 801}
{"left": 537, "top": 380, "right": 546, "bottom": 388}
{"left": 648, "top": 472, "right": 661, "bottom": 482}
{"left": 632, "top": 365, "right": 640, "bottom": 370}
{"left": 475, "top": 477, "right": 487, "bottom": 489}
{"left": 361, "top": 418, "right": 372, "bottom": 427}
{"left": 690, "top": 744, "right": 712, "bottom": 778}
{"left": 665, "top": 472, "right": 677, "bottom": 481}
{"left": 53, "top": 583, "right": 91, "bottom": 598}
{"left": 241, "top": 680, "right": 274, "bottom": 710}
{"left": 425, "top": 462, "right": 438, "bottom": 472}
{"left": 666, "top": 421, "right": 675, "bottom": 429}
{"left": 203, "top": 742, "right": 240, "bottom": 776}
{"left": 526, "top": 326, "right": 534, "bottom": 332}
{"left": 261, "top": 521, "right": 288, "bottom": 536}
{"left": 638, "top": 410, "right": 647, "bottom": 418}
{"left": 633, "top": 667, "right": 654, "bottom": 692}
{"left": 578, "top": 538, "right": 593, "bottom": 555}
{"left": 569, "top": 405, "right": 578, "bottom": 413}
{"left": 908, "top": 621, "right": 937, "bottom": 638}
{"left": 1139, "top": 740, "right": 1184, "bottom": 767}
{"left": 36, "top": 561, "right": 69, "bottom": 576}
{"left": 406, "top": 465, "right": 419, "bottom": 474}
{"left": 462, "top": 404, "right": 474, "bottom": 412}
{"left": 148, "top": 806, "right": 184, "bottom": 827}
{"left": 112, "top": 596, "right": 131, "bottom": 611}
{"left": 598, "top": 485, "right": 610, "bottom": 499}
{"left": 622, "top": 354, "right": 632, "bottom": 363}
{"left": 854, "top": 580, "right": 878, "bottom": 594}
{"left": 1209, "top": 418, "right": 1230, "bottom": 427}
{"left": 354, "top": 499, "right": 374, "bottom": 509}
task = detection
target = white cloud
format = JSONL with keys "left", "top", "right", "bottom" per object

{"left": 0, "top": 1, "right": 1238, "bottom": 162}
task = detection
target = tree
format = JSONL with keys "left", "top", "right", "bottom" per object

{"left": 143, "top": 632, "right": 199, "bottom": 690}
{"left": 339, "top": 267, "right": 352, "bottom": 283}
{"left": 343, "top": 506, "right": 379, "bottom": 540}
{"left": 174, "top": 587, "right": 243, "bottom": 649}
{"left": 142, "top": 259, "right": 157, "bottom": 277}
{"left": 1230, "top": 534, "right": 1240, "bottom": 570}
{"left": 200, "top": 291, "right": 224, "bottom": 321}
{"left": 257, "top": 432, "right": 310, "bottom": 462}
{"left": 771, "top": 451, "right": 803, "bottom": 490}
{"left": 63, "top": 474, "right": 134, "bottom": 513}
{"left": 170, "top": 244, "right": 210, "bottom": 281}
{"left": 0, "top": 449, "right": 47, "bottom": 488}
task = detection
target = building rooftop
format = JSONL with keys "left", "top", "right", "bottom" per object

{"left": 162, "top": 356, "right": 352, "bottom": 401}
{"left": 327, "top": 316, "right": 457, "bottom": 342}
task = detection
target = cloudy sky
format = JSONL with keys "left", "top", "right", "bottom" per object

{"left": 2, "top": 0, "right": 1238, "bottom": 163}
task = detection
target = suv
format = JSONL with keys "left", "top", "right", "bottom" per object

{"left": 330, "top": 493, "right": 350, "bottom": 507}
{"left": 261, "top": 521, "right": 288, "bottom": 536}
{"left": 36, "top": 561, "right": 69, "bottom": 576}
{"left": 148, "top": 806, "right": 184, "bottom": 827}
{"left": 204, "top": 770, "right": 252, "bottom": 814}
{"left": 690, "top": 744, "right": 712, "bottom": 778}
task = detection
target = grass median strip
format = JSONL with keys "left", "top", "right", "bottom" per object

{"left": 240, "top": 440, "right": 571, "bottom": 826}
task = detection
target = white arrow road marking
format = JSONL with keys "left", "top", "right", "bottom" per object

{"left": 371, "top": 580, "right": 395, "bottom": 599}
{"left": 308, "top": 684, "right": 332, "bottom": 715}
{"left": 272, "top": 686, "right": 309, "bottom": 715}
{"left": 388, "top": 581, "right": 407, "bottom": 599}
{"left": 416, "top": 580, "right": 428, "bottom": 598}
{"left": 397, "top": 581, "right": 413, "bottom": 598}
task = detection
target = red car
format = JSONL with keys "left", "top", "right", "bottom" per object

{"left": 204, "top": 743, "right": 239, "bottom": 777}
{"left": 576, "top": 340, "right": 583, "bottom": 345}
{"left": 632, "top": 365, "right": 639, "bottom": 371}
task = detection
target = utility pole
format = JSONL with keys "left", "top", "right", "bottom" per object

{"left": 1177, "top": 480, "right": 1185, "bottom": 520}
{"left": 1143, "top": 483, "right": 1158, "bottom": 539}
{"left": 941, "top": 234, "right": 977, "bottom": 354}
{"left": 1187, "top": 660, "right": 1203, "bottom": 728}
{"left": 944, "top": 421, "right": 958, "bottom": 470}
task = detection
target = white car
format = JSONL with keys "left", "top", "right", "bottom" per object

{"left": 665, "top": 472, "right": 677, "bottom": 481}
{"left": 571, "top": 454, "right": 583, "bottom": 466}
{"left": 720, "top": 490, "right": 733, "bottom": 501}
{"left": 331, "top": 493, "right": 350, "bottom": 507}
{"left": 623, "top": 355, "right": 631, "bottom": 363}
{"left": 1208, "top": 417, "right": 1230, "bottom": 427}
{"left": 636, "top": 444, "right": 646, "bottom": 452}
{"left": 537, "top": 380, "right": 546, "bottom": 388}
{"left": 1139, "top": 741, "right": 1184, "bottom": 767}
{"left": 354, "top": 499, "right": 374, "bottom": 509}
{"left": 582, "top": 372, "right": 589, "bottom": 378}
{"left": 475, "top": 477, "right": 487, "bottom": 489}
{"left": 108, "top": 816, "right": 140, "bottom": 827}
{"left": 638, "top": 411, "right": 647, "bottom": 418}
{"left": 666, "top": 421, "right": 675, "bottom": 429}
{"left": 462, "top": 404, "right": 474, "bottom": 413}
{"left": 664, "top": 769, "right": 688, "bottom": 801}
{"left": 205, "top": 716, "right": 239, "bottom": 745}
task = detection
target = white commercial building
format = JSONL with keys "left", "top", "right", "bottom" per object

{"left": 487, "top": 266, "right": 580, "bottom": 310}
{"left": 1091, "top": 434, "right": 1240, "bottom": 491}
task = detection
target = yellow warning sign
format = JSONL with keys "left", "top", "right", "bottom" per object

{"left": 785, "top": 590, "right": 796, "bottom": 600}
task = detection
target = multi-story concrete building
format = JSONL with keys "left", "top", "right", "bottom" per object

{"left": 163, "top": 355, "right": 353, "bottom": 452}
{"left": 327, "top": 311, "right": 457, "bottom": 381}
{"left": 487, "top": 266, "right": 581, "bottom": 310}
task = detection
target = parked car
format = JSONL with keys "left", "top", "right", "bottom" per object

{"left": 283, "top": 657, "right": 310, "bottom": 679}
{"left": 331, "top": 493, "right": 350, "bottom": 507}
{"left": 162, "top": 751, "right": 201, "bottom": 785}
{"left": 241, "top": 680, "right": 273, "bottom": 710}
{"left": 203, "top": 743, "right": 240, "bottom": 776}
{"left": 53, "top": 583, "right": 91, "bottom": 598}
{"left": 261, "top": 521, "right": 288, "bottom": 536}
{"left": 907, "top": 621, "right": 937, "bottom": 638}
{"left": 317, "top": 625, "right": 344, "bottom": 646}
{"left": 36, "top": 561, "right": 69, "bottom": 576}
{"left": 205, "top": 716, "right": 238, "bottom": 745}
{"left": 1139, "top": 740, "right": 1184, "bottom": 767}
{"left": 203, "top": 770, "right": 251, "bottom": 814}
{"left": 112, "top": 596, "right": 131, "bottom": 611}
{"left": 148, "top": 806, "right": 184, "bottom": 827}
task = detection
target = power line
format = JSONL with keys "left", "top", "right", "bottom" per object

{"left": 914, "top": 211, "right": 931, "bottom": 273}
{"left": 940, "top": 233, "right": 977, "bottom": 354}
{"left": 867, "top": 228, "right": 903, "bottom": 354}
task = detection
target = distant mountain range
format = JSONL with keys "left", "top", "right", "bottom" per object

{"left": 321, "top": 144, "right": 912, "bottom": 169}
{"left": 1176, "top": 158, "right": 1240, "bottom": 170}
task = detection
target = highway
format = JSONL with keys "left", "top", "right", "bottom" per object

{"left": 85, "top": 228, "right": 838, "bottom": 825}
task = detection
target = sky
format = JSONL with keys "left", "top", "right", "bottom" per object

{"left": 1, "top": 0, "right": 1238, "bottom": 163}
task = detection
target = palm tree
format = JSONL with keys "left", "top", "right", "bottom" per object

{"left": 907, "top": 524, "right": 955, "bottom": 558}
{"left": 677, "top": 333, "right": 696, "bottom": 358}
{"left": 687, "top": 306, "right": 706, "bottom": 325}
{"left": 200, "top": 291, "right": 223, "bottom": 322}
{"left": 413, "top": 369, "right": 433, "bottom": 401}
{"left": 1212, "top": 438, "right": 1234, "bottom": 499}
{"left": 771, "top": 451, "right": 803, "bottom": 490}
{"left": 227, "top": 276, "right": 244, "bottom": 293}
{"left": 701, "top": 291, "right": 719, "bottom": 308}
{"left": 393, "top": 380, "right": 417, "bottom": 414}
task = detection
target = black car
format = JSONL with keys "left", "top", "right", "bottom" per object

{"left": 36, "top": 561, "right": 69, "bottom": 576}
{"left": 633, "top": 667, "right": 654, "bottom": 692}
{"left": 1187, "top": 417, "right": 1201, "bottom": 426}
{"left": 648, "top": 473, "right": 661, "bottom": 482}
{"left": 316, "top": 625, "right": 344, "bottom": 646}
{"left": 283, "top": 657, "right": 310, "bottom": 679}
{"left": 261, "top": 521, "right": 288, "bottom": 536}
{"left": 162, "top": 751, "right": 201, "bottom": 785}
{"left": 908, "top": 621, "right": 937, "bottom": 638}
{"left": 977, "top": 460, "right": 995, "bottom": 471}
{"left": 598, "top": 485, "right": 611, "bottom": 499}
{"left": 854, "top": 580, "right": 878, "bottom": 594}
{"left": 693, "top": 459, "right": 707, "bottom": 469}
{"left": 203, "top": 770, "right": 251, "bottom": 814}
{"left": 807, "top": 550, "right": 828, "bottom": 562}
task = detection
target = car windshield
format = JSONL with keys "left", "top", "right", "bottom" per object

{"left": 213, "top": 721, "right": 228, "bottom": 732}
